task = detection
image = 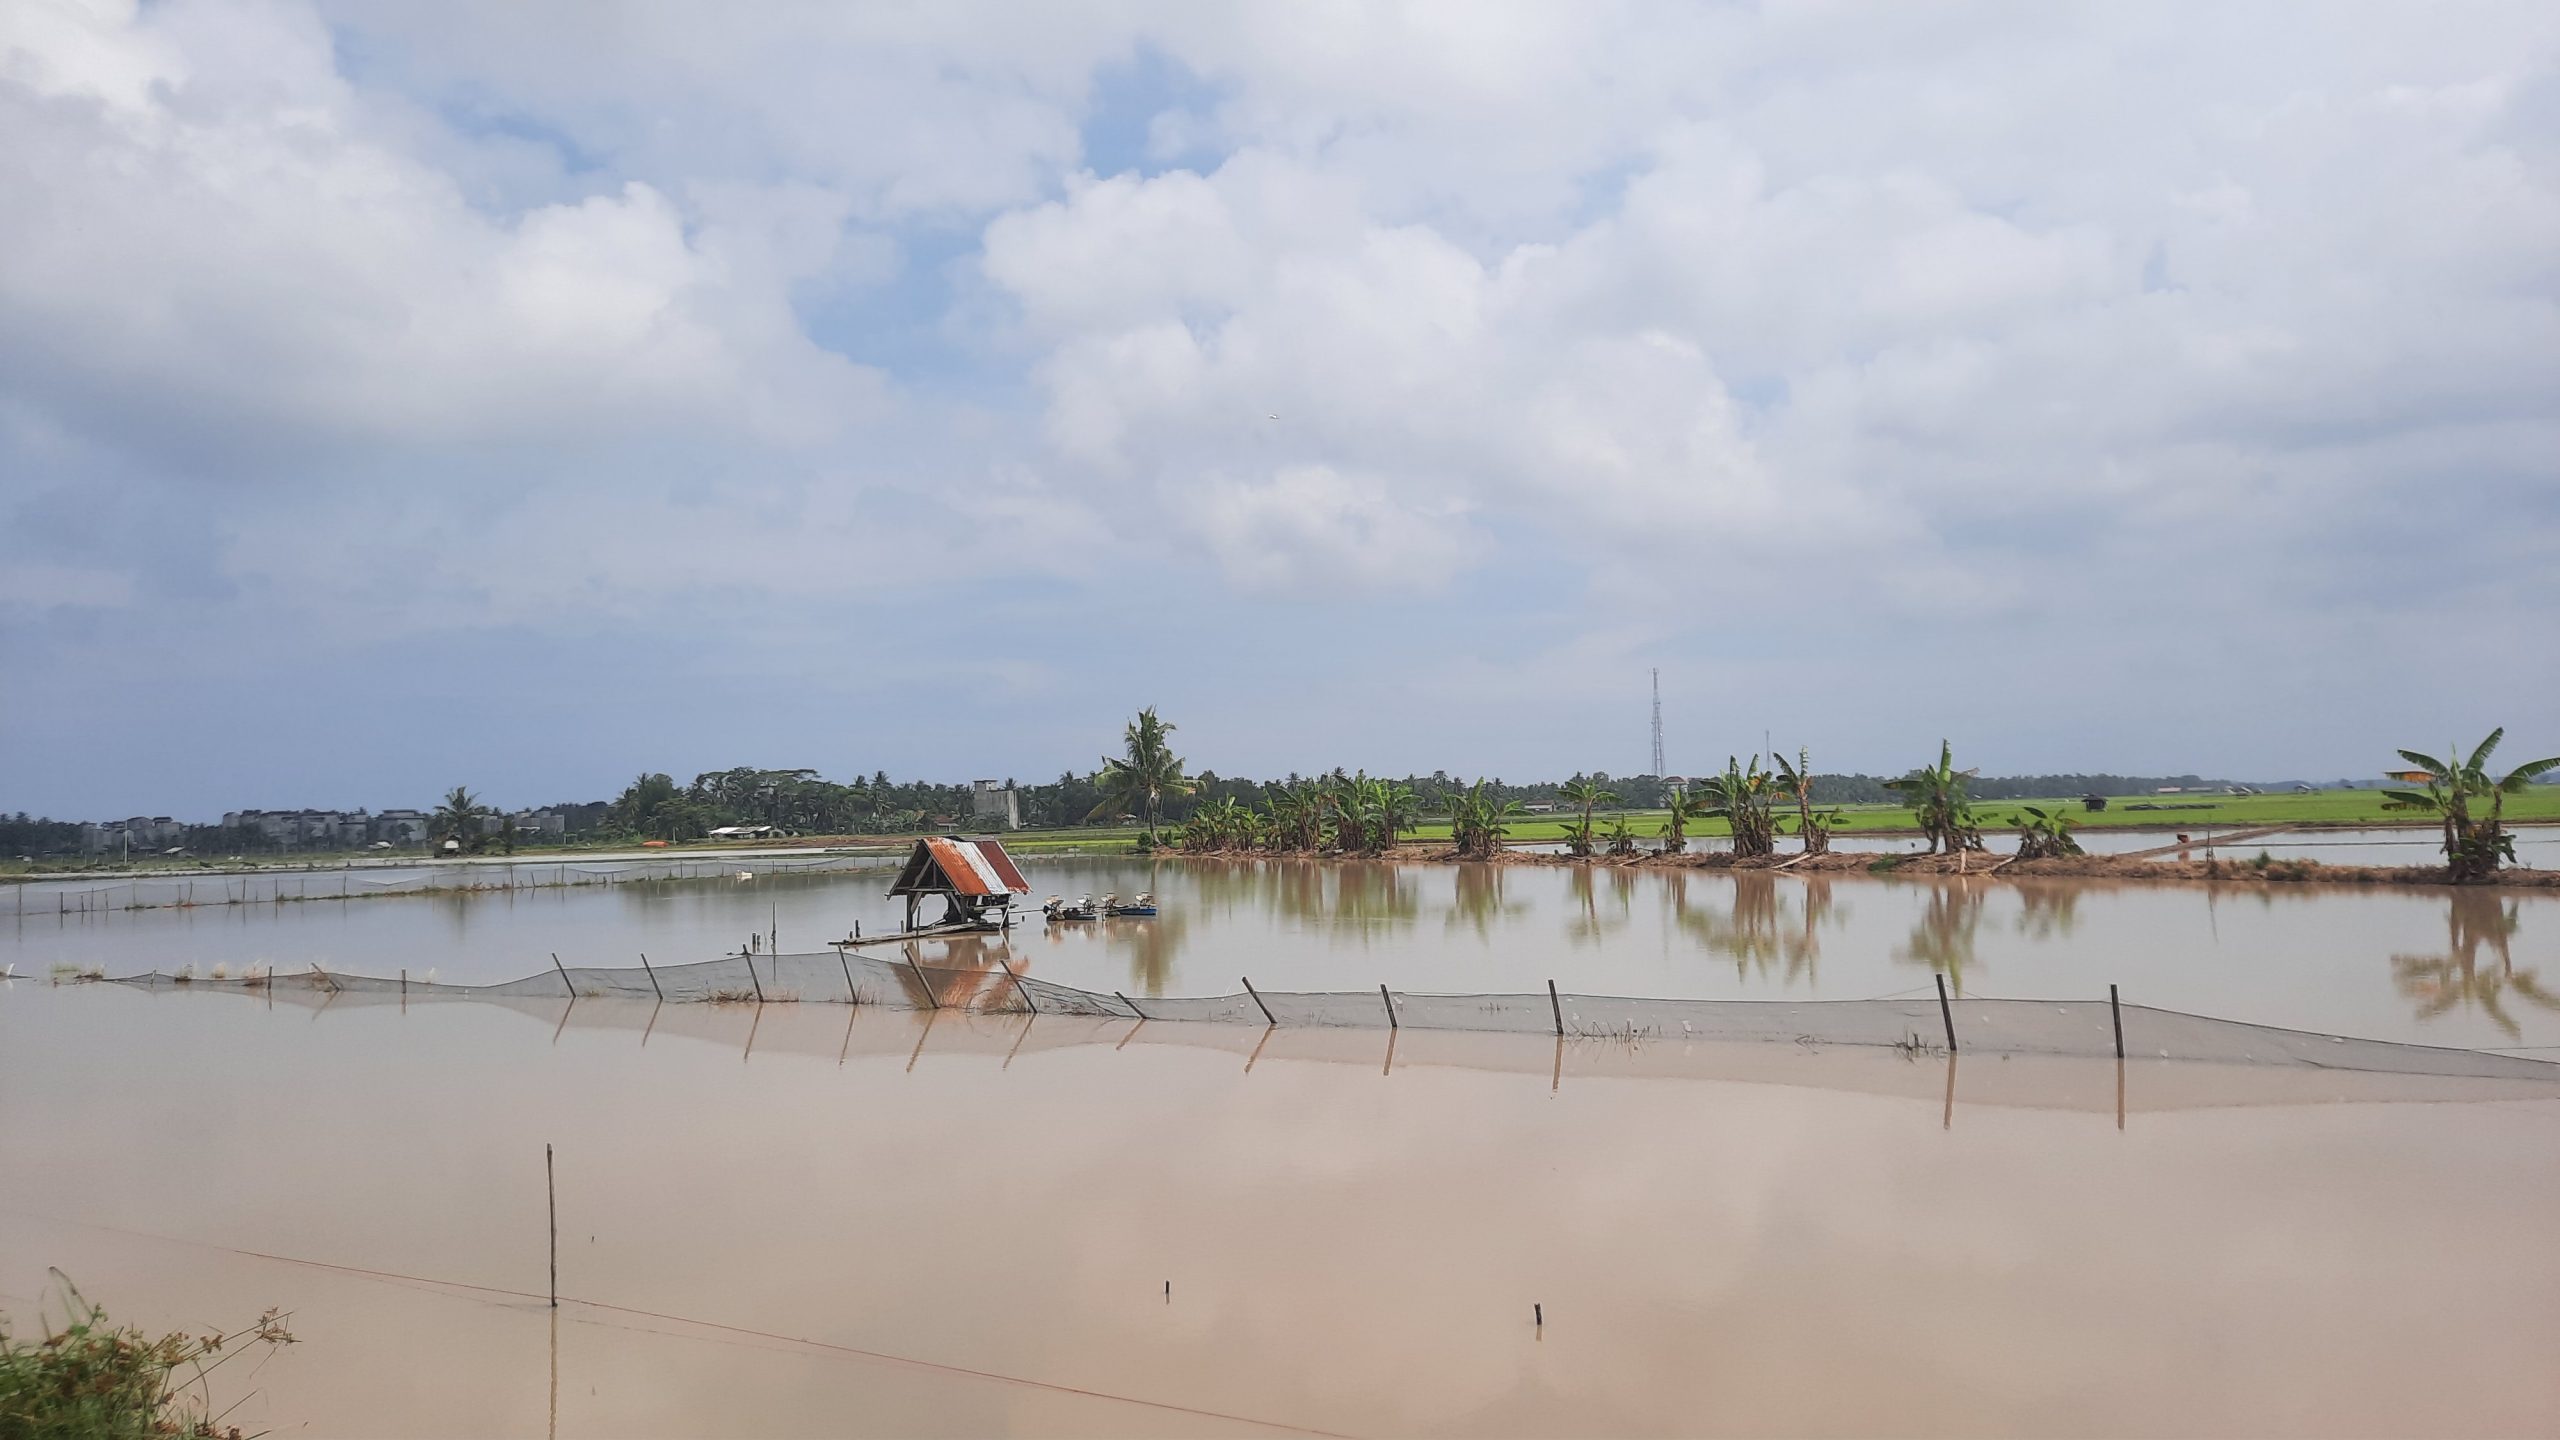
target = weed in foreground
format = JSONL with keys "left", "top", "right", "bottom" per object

{"left": 0, "top": 1273, "right": 296, "bottom": 1439}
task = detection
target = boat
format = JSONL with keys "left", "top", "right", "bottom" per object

{"left": 1043, "top": 894, "right": 1098, "bottom": 923}
{"left": 1104, "top": 892, "right": 1158, "bottom": 918}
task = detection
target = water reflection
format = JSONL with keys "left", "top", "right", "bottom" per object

{"left": 2013, "top": 883, "right": 2081, "bottom": 941}
{"left": 2391, "top": 891, "right": 2559, "bottom": 1043}
{"left": 1447, "top": 864, "right": 1525, "bottom": 944}
{"left": 1108, "top": 911, "right": 1189, "bottom": 996}
{"left": 1566, "top": 867, "right": 1634, "bottom": 947}
{"left": 1666, "top": 872, "right": 1837, "bottom": 988}
{"left": 1186, "top": 859, "right": 1420, "bottom": 941}
{"left": 1896, "top": 880, "right": 1988, "bottom": 994}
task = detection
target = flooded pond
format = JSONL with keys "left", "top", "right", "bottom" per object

{"left": 2, "top": 983, "right": 2554, "bottom": 1437}
{"left": 7, "top": 858, "right": 2558, "bottom": 1052}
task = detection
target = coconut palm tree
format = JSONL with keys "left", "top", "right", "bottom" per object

{"left": 1557, "top": 777, "right": 1616, "bottom": 857}
{"left": 2382, "top": 729, "right": 2559, "bottom": 883}
{"left": 1090, "top": 707, "right": 1195, "bottom": 842}
{"left": 432, "top": 787, "right": 486, "bottom": 852}
{"left": 1882, "top": 741, "right": 1984, "bottom": 854}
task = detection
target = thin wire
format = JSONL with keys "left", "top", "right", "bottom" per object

{"left": 0, "top": 1208, "right": 1349, "bottom": 1438}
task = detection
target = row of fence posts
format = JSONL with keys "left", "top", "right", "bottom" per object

{"left": 520, "top": 976, "right": 2143, "bottom": 1334}
{"left": 504, "top": 951, "right": 2136, "bottom": 1071}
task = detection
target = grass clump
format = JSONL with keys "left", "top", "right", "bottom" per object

{"left": 0, "top": 1274, "right": 295, "bottom": 1438}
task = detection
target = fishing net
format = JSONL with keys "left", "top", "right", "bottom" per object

{"left": 88, "top": 947, "right": 2560, "bottom": 1084}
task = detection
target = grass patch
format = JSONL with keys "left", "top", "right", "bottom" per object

{"left": 0, "top": 1275, "right": 295, "bottom": 1439}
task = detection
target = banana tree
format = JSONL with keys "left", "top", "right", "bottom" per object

{"left": 1771, "top": 749, "right": 1838, "bottom": 855}
{"left": 1661, "top": 789, "right": 1711, "bottom": 854}
{"left": 2382, "top": 729, "right": 2559, "bottom": 883}
{"left": 1557, "top": 777, "right": 1616, "bottom": 857}
{"left": 1694, "top": 756, "right": 1779, "bottom": 857}
{"left": 1882, "top": 741, "right": 1984, "bottom": 854}
{"left": 1448, "top": 781, "right": 1521, "bottom": 859}
{"left": 2012, "top": 804, "right": 2084, "bottom": 860}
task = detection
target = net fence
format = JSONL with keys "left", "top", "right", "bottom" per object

{"left": 85, "top": 947, "right": 2560, "bottom": 1083}
{"left": 4, "top": 853, "right": 897, "bottom": 914}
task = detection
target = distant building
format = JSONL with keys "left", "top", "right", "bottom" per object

{"left": 971, "top": 780, "right": 1021, "bottom": 831}
{"left": 80, "top": 817, "right": 184, "bottom": 854}
{"left": 377, "top": 810, "right": 431, "bottom": 844}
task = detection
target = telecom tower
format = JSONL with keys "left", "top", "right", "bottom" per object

{"left": 1650, "top": 668, "right": 1666, "bottom": 778}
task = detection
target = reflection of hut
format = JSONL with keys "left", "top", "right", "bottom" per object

{"left": 887, "top": 836, "right": 1032, "bottom": 931}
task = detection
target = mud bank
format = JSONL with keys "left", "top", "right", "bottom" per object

{"left": 1174, "top": 844, "right": 2560, "bottom": 891}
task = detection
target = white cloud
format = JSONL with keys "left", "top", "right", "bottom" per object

{"left": 3, "top": 0, "right": 2557, "bottom": 806}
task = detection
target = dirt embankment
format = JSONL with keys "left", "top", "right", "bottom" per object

{"left": 1167, "top": 843, "right": 2560, "bottom": 891}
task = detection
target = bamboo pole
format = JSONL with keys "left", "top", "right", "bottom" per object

{"left": 1115, "top": 990, "right": 1146, "bottom": 1021}
{"left": 551, "top": 952, "right": 572, "bottom": 997}
{"left": 1242, "top": 976, "right": 1276, "bottom": 1026}
{"left": 637, "top": 953, "right": 662, "bottom": 1001}
{"left": 2109, "top": 983, "right": 2125, "bottom": 1059}
{"left": 545, "top": 1143, "right": 557, "bottom": 1309}
{"left": 1380, "top": 983, "right": 1398, "bottom": 1029}
{"left": 995, "top": 955, "right": 1038, "bottom": 1014}
{"left": 1934, "top": 972, "right": 1959, "bottom": 1054}
{"left": 1547, "top": 979, "right": 1565, "bottom": 1037}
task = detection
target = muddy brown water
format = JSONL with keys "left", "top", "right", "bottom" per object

{"left": 8, "top": 858, "right": 2558, "bottom": 1052}
{"left": 3, "top": 983, "right": 2556, "bottom": 1437}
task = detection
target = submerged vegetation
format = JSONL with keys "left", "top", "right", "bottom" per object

{"left": 0, "top": 1277, "right": 294, "bottom": 1439}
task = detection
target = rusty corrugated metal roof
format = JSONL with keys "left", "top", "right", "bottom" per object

{"left": 887, "top": 836, "right": 1032, "bottom": 898}
{"left": 971, "top": 839, "right": 1031, "bottom": 893}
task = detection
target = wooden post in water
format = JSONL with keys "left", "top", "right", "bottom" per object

{"left": 1547, "top": 979, "right": 1565, "bottom": 1037}
{"left": 1934, "top": 973, "right": 1959, "bottom": 1054}
{"left": 838, "top": 946, "right": 857, "bottom": 1003}
{"left": 995, "top": 955, "right": 1038, "bottom": 1015}
{"left": 2109, "top": 983, "right": 2125, "bottom": 1059}
{"left": 904, "top": 947, "right": 940, "bottom": 1009}
{"left": 745, "top": 953, "right": 766, "bottom": 1004}
{"left": 1116, "top": 990, "right": 1146, "bottom": 1021}
{"left": 637, "top": 953, "right": 662, "bottom": 1001}
{"left": 545, "top": 1143, "right": 557, "bottom": 1309}
{"left": 1242, "top": 976, "right": 1276, "bottom": 1026}
{"left": 1380, "top": 984, "right": 1397, "bottom": 1029}
{"left": 551, "top": 952, "right": 572, "bottom": 997}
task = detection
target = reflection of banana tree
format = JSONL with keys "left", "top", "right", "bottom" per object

{"left": 1895, "top": 881, "right": 1987, "bottom": 994}
{"left": 2013, "top": 883, "right": 2081, "bottom": 941}
{"left": 2391, "top": 891, "right": 2557, "bottom": 1043}
{"left": 1565, "top": 866, "right": 1630, "bottom": 947}
{"left": 1447, "top": 864, "right": 1526, "bottom": 944}
{"left": 1326, "top": 862, "right": 1421, "bottom": 942}
{"left": 1669, "top": 872, "right": 1831, "bottom": 987}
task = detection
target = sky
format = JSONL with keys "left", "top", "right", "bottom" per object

{"left": 3, "top": 0, "right": 2556, "bottom": 820}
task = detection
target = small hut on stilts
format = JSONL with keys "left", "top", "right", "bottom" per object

{"left": 887, "top": 836, "right": 1033, "bottom": 932}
